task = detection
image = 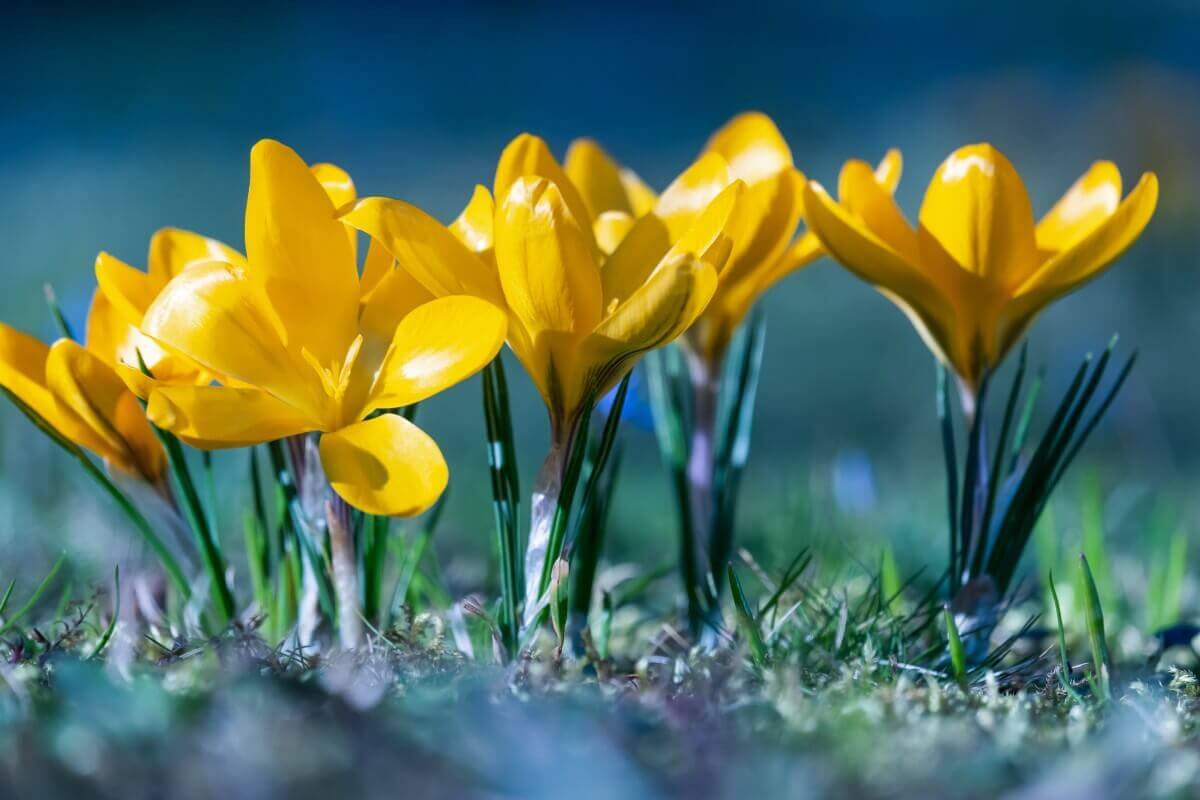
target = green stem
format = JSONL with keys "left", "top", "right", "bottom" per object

{"left": 155, "top": 431, "right": 235, "bottom": 624}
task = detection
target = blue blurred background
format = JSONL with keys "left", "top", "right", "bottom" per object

{"left": 0, "top": 2, "right": 1196, "bottom": 581}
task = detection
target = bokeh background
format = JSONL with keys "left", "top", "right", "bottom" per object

{"left": 1, "top": 2, "right": 1196, "bottom": 589}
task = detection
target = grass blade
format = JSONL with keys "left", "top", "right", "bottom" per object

{"left": 1048, "top": 570, "right": 1084, "bottom": 704}
{"left": 728, "top": 565, "right": 766, "bottom": 667}
{"left": 89, "top": 566, "right": 121, "bottom": 660}
{"left": 944, "top": 605, "right": 968, "bottom": 689}
{"left": 0, "top": 554, "right": 65, "bottom": 637}
{"left": 1079, "top": 553, "right": 1112, "bottom": 701}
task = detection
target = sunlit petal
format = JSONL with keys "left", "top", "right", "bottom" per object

{"left": 342, "top": 196, "right": 504, "bottom": 305}
{"left": 95, "top": 252, "right": 160, "bottom": 325}
{"left": 46, "top": 340, "right": 164, "bottom": 479}
{"left": 874, "top": 149, "right": 903, "bottom": 194}
{"left": 565, "top": 138, "right": 634, "bottom": 218}
{"left": 594, "top": 211, "right": 636, "bottom": 256}
{"left": 704, "top": 111, "right": 793, "bottom": 185}
{"left": 147, "top": 228, "right": 244, "bottom": 283}
{"left": 449, "top": 185, "right": 496, "bottom": 255}
{"left": 653, "top": 152, "right": 732, "bottom": 241}
{"left": 803, "top": 181, "right": 959, "bottom": 369}
{"left": 366, "top": 296, "right": 507, "bottom": 414}
{"left": 495, "top": 177, "right": 602, "bottom": 336}
{"left": 146, "top": 384, "right": 314, "bottom": 449}
{"left": 917, "top": 143, "right": 1040, "bottom": 283}
{"left": 494, "top": 133, "right": 595, "bottom": 252}
{"left": 141, "top": 261, "right": 321, "bottom": 419}
{"left": 319, "top": 414, "right": 448, "bottom": 516}
{"left": 245, "top": 139, "right": 360, "bottom": 366}
{"left": 1018, "top": 172, "right": 1158, "bottom": 299}
{"left": 311, "top": 162, "right": 359, "bottom": 262}
{"left": 1035, "top": 161, "right": 1123, "bottom": 253}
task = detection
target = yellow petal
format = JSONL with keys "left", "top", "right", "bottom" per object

{"left": 717, "top": 168, "right": 805, "bottom": 292}
{"left": 310, "top": 162, "right": 356, "bottom": 211}
{"left": 595, "top": 252, "right": 717, "bottom": 349}
{"left": 494, "top": 133, "right": 596, "bottom": 251}
{"left": 874, "top": 149, "right": 903, "bottom": 194}
{"left": 147, "top": 228, "right": 245, "bottom": 283}
{"left": 46, "top": 340, "right": 164, "bottom": 479}
{"left": 1018, "top": 172, "right": 1158, "bottom": 300}
{"left": 359, "top": 235, "right": 394, "bottom": 298}
{"left": 146, "top": 384, "right": 314, "bottom": 449}
{"left": 838, "top": 160, "right": 920, "bottom": 262}
{"left": 704, "top": 112, "right": 793, "bottom": 185}
{"left": 95, "top": 252, "right": 160, "bottom": 326}
{"left": 620, "top": 167, "right": 658, "bottom": 217}
{"left": 0, "top": 324, "right": 106, "bottom": 454}
{"left": 342, "top": 196, "right": 504, "bottom": 305}
{"left": 594, "top": 211, "right": 637, "bottom": 256}
{"left": 654, "top": 152, "right": 733, "bottom": 241}
{"left": 803, "top": 182, "right": 959, "bottom": 369}
{"left": 668, "top": 180, "right": 745, "bottom": 266}
{"left": 449, "top": 185, "right": 496, "bottom": 254}
{"left": 319, "top": 414, "right": 448, "bottom": 516}
{"left": 366, "top": 296, "right": 507, "bottom": 414}
{"left": 600, "top": 180, "right": 742, "bottom": 311}
{"left": 565, "top": 138, "right": 634, "bottom": 217}
{"left": 585, "top": 252, "right": 717, "bottom": 393}
{"left": 311, "top": 162, "right": 359, "bottom": 263}
{"left": 1035, "top": 161, "right": 1123, "bottom": 253}
{"left": 495, "top": 177, "right": 602, "bottom": 336}
{"left": 245, "top": 139, "right": 360, "bottom": 367}
{"left": 141, "top": 260, "right": 323, "bottom": 420}
{"left": 917, "top": 143, "right": 1040, "bottom": 283}
{"left": 358, "top": 261, "right": 437, "bottom": 347}
{"left": 85, "top": 287, "right": 135, "bottom": 365}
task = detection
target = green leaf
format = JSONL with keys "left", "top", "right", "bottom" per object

{"left": 0, "top": 554, "right": 65, "bottom": 638}
{"left": 89, "top": 566, "right": 121, "bottom": 660}
{"left": 1079, "top": 553, "right": 1112, "bottom": 701}
{"left": 728, "top": 564, "right": 767, "bottom": 667}
{"left": 944, "top": 605, "right": 968, "bottom": 689}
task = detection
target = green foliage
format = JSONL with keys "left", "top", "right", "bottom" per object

{"left": 648, "top": 312, "right": 767, "bottom": 638}
{"left": 1079, "top": 553, "right": 1113, "bottom": 702}
{"left": 939, "top": 339, "right": 1135, "bottom": 601}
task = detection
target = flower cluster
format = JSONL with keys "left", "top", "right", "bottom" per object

{"left": 0, "top": 112, "right": 1158, "bottom": 531}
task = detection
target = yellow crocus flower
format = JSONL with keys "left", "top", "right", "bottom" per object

{"left": 345, "top": 133, "right": 741, "bottom": 439}
{"left": 0, "top": 323, "right": 165, "bottom": 482}
{"left": 94, "top": 163, "right": 390, "bottom": 399}
{"left": 344, "top": 133, "right": 741, "bottom": 622}
{"left": 802, "top": 143, "right": 1159, "bottom": 409}
{"left": 137, "top": 139, "right": 507, "bottom": 516}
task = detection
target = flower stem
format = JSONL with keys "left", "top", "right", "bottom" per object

{"left": 523, "top": 425, "right": 571, "bottom": 629}
{"left": 685, "top": 353, "right": 720, "bottom": 621}
{"left": 325, "top": 498, "right": 364, "bottom": 650}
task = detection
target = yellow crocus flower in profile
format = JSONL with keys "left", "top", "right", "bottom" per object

{"left": 345, "top": 132, "right": 742, "bottom": 439}
{"left": 137, "top": 139, "right": 507, "bottom": 516}
{"left": 0, "top": 323, "right": 165, "bottom": 482}
{"left": 802, "top": 143, "right": 1159, "bottom": 410}
{"left": 344, "top": 133, "right": 741, "bottom": 622}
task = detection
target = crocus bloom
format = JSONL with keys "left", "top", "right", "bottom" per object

{"left": 344, "top": 133, "right": 742, "bottom": 620}
{"left": 346, "top": 133, "right": 742, "bottom": 439}
{"left": 0, "top": 323, "right": 165, "bottom": 481}
{"left": 138, "top": 139, "right": 507, "bottom": 516}
{"left": 92, "top": 229, "right": 244, "bottom": 396}
{"left": 803, "top": 144, "right": 1159, "bottom": 408}
{"left": 95, "top": 165, "right": 388, "bottom": 399}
